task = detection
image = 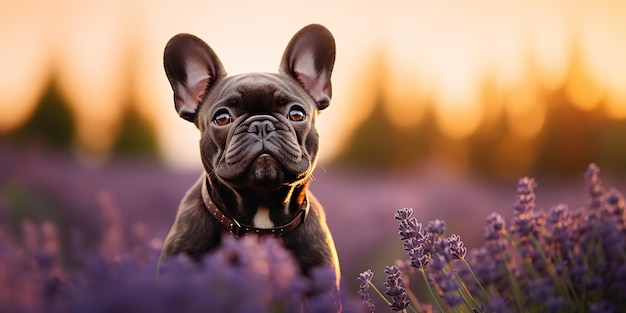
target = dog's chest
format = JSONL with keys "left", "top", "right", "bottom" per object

{"left": 253, "top": 206, "right": 274, "bottom": 228}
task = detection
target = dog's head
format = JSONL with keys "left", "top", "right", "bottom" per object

{"left": 163, "top": 25, "right": 335, "bottom": 191}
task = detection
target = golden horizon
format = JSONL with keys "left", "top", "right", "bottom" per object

{"left": 1, "top": 0, "right": 625, "bottom": 169}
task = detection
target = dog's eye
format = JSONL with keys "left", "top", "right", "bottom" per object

{"left": 213, "top": 112, "right": 232, "bottom": 126}
{"left": 288, "top": 107, "right": 306, "bottom": 122}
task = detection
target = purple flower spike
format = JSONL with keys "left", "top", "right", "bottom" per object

{"left": 408, "top": 245, "right": 431, "bottom": 269}
{"left": 585, "top": 163, "right": 605, "bottom": 210}
{"left": 357, "top": 269, "right": 375, "bottom": 312}
{"left": 484, "top": 212, "right": 508, "bottom": 255}
{"left": 448, "top": 234, "right": 467, "bottom": 259}
{"left": 399, "top": 217, "right": 423, "bottom": 241}
{"left": 395, "top": 208, "right": 414, "bottom": 220}
{"left": 514, "top": 177, "right": 537, "bottom": 215}
{"left": 605, "top": 189, "right": 626, "bottom": 222}
{"left": 426, "top": 219, "right": 446, "bottom": 237}
{"left": 512, "top": 177, "right": 538, "bottom": 238}
{"left": 384, "top": 265, "right": 410, "bottom": 311}
{"left": 547, "top": 204, "right": 575, "bottom": 256}
{"left": 358, "top": 269, "right": 373, "bottom": 288}
{"left": 485, "top": 212, "right": 506, "bottom": 239}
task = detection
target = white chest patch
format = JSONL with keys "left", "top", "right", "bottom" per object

{"left": 253, "top": 206, "right": 274, "bottom": 228}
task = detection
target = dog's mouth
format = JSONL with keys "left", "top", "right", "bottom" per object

{"left": 253, "top": 152, "right": 277, "bottom": 166}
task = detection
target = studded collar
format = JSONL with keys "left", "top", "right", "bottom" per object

{"left": 201, "top": 175, "right": 309, "bottom": 238}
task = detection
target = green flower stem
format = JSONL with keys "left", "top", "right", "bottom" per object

{"left": 505, "top": 262, "right": 525, "bottom": 313}
{"left": 367, "top": 281, "right": 391, "bottom": 306}
{"left": 456, "top": 287, "right": 475, "bottom": 312}
{"left": 420, "top": 268, "right": 445, "bottom": 313}
{"left": 460, "top": 257, "right": 491, "bottom": 301}
{"left": 446, "top": 262, "right": 481, "bottom": 309}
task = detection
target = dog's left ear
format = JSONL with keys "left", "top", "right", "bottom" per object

{"left": 280, "top": 24, "right": 336, "bottom": 110}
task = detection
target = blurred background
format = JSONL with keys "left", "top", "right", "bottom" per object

{"left": 1, "top": 0, "right": 626, "bottom": 298}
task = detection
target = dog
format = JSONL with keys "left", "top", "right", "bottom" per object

{"left": 159, "top": 24, "right": 340, "bottom": 287}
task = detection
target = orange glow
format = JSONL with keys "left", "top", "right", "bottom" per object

{"left": 505, "top": 83, "right": 546, "bottom": 140}
{"left": 606, "top": 92, "right": 626, "bottom": 119}
{"left": 55, "top": 1, "right": 129, "bottom": 155}
{"left": 565, "top": 66, "right": 604, "bottom": 112}
{"left": 1, "top": 1, "right": 626, "bottom": 169}
{"left": 0, "top": 4, "right": 50, "bottom": 132}
{"left": 383, "top": 70, "right": 429, "bottom": 129}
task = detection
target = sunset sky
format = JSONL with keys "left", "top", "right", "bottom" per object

{"left": 1, "top": 0, "right": 625, "bottom": 169}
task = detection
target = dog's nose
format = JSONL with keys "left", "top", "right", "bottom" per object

{"left": 248, "top": 120, "right": 276, "bottom": 139}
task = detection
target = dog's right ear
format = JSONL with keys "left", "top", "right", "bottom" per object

{"left": 163, "top": 34, "right": 226, "bottom": 122}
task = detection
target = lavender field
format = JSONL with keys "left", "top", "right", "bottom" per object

{"left": 1, "top": 144, "right": 625, "bottom": 312}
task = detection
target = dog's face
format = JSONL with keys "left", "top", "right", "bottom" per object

{"left": 163, "top": 25, "right": 335, "bottom": 191}
{"left": 197, "top": 73, "right": 320, "bottom": 189}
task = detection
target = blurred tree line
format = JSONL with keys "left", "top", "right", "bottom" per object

{"left": 334, "top": 89, "right": 626, "bottom": 180}
{"left": 333, "top": 50, "right": 626, "bottom": 181}
{"left": 7, "top": 77, "right": 157, "bottom": 158}
{"left": 4, "top": 54, "right": 626, "bottom": 181}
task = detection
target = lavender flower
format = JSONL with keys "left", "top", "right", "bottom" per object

{"left": 510, "top": 177, "right": 540, "bottom": 238}
{"left": 510, "top": 177, "right": 552, "bottom": 279}
{"left": 484, "top": 212, "right": 506, "bottom": 239}
{"left": 513, "top": 177, "right": 537, "bottom": 215}
{"left": 0, "top": 212, "right": 356, "bottom": 313}
{"left": 395, "top": 208, "right": 431, "bottom": 271}
{"left": 395, "top": 207, "right": 414, "bottom": 220}
{"left": 585, "top": 163, "right": 605, "bottom": 210}
{"left": 484, "top": 213, "right": 507, "bottom": 256}
{"left": 546, "top": 204, "right": 574, "bottom": 261}
{"left": 426, "top": 219, "right": 446, "bottom": 237}
{"left": 397, "top": 209, "right": 425, "bottom": 257}
{"left": 605, "top": 189, "right": 626, "bottom": 226}
{"left": 448, "top": 234, "right": 467, "bottom": 259}
{"left": 408, "top": 243, "right": 431, "bottom": 270}
{"left": 364, "top": 164, "right": 626, "bottom": 312}
{"left": 384, "top": 265, "right": 410, "bottom": 311}
{"left": 357, "top": 269, "right": 375, "bottom": 312}
{"left": 399, "top": 217, "right": 424, "bottom": 242}
{"left": 7, "top": 158, "right": 626, "bottom": 313}
{"left": 424, "top": 219, "right": 445, "bottom": 253}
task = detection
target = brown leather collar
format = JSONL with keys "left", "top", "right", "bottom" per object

{"left": 201, "top": 175, "right": 309, "bottom": 238}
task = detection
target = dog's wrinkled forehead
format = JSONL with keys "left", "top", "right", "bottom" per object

{"left": 210, "top": 73, "right": 314, "bottom": 114}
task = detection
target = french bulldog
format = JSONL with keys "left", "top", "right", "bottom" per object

{"left": 159, "top": 24, "right": 340, "bottom": 287}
